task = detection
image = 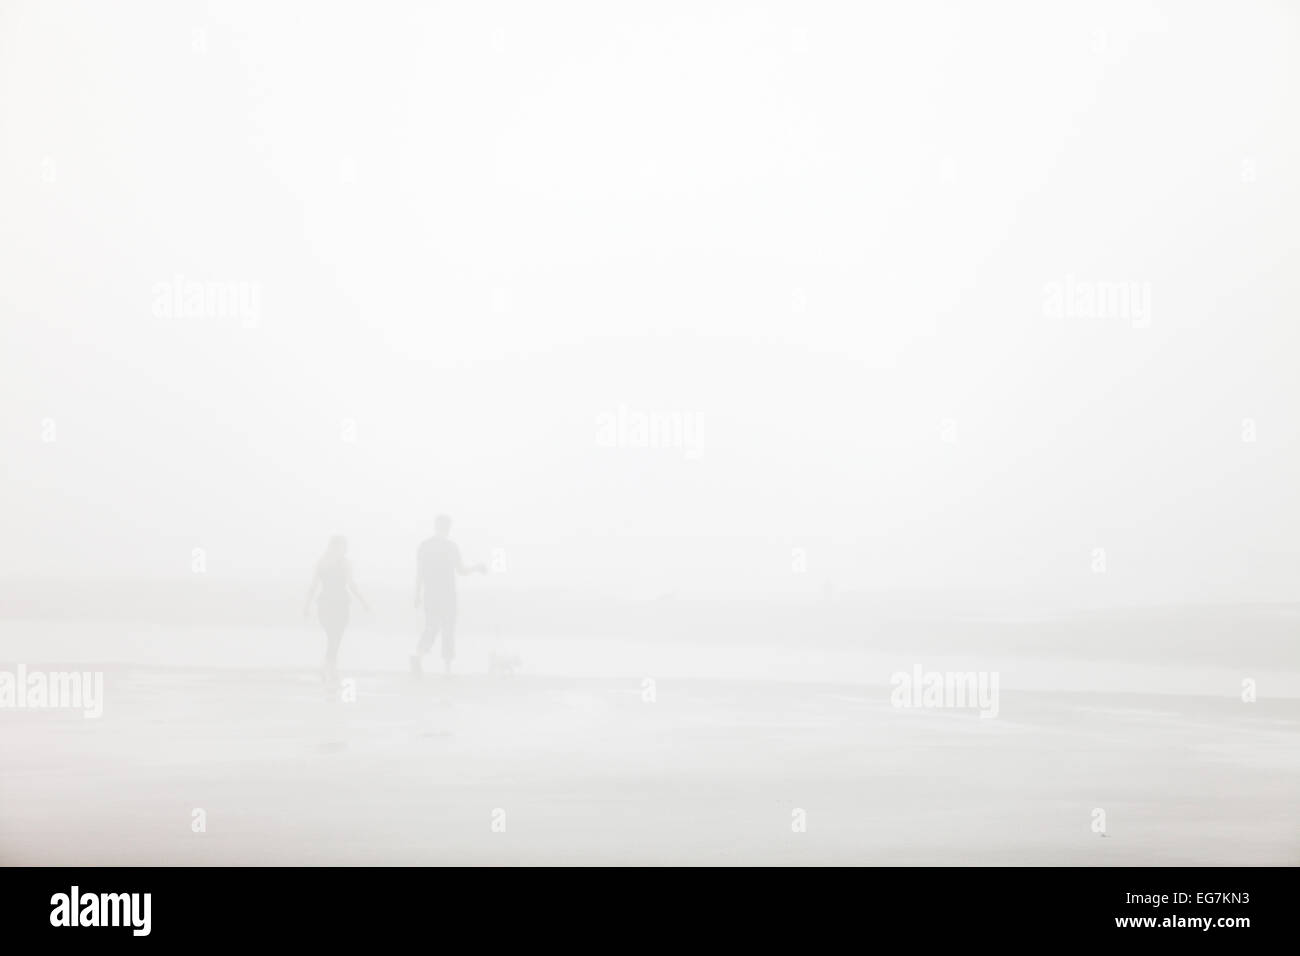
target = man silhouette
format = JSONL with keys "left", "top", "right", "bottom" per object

{"left": 413, "top": 514, "right": 486, "bottom": 675}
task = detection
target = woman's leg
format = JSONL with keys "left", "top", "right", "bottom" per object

{"left": 324, "top": 625, "right": 343, "bottom": 670}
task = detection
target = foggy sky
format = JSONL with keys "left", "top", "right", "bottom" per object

{"left": 2, "top": 0, "right": 1298, "bottom": 606}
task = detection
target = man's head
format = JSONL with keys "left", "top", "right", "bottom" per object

{"left": 434, "top": 514, "right": 452, "bottom": 537}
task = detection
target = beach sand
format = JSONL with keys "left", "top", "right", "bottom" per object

{"left": 2, "top": 633, "right": 1297, "bottom": 865}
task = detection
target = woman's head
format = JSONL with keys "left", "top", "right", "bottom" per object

{"left": 325, "top": 535, "right": 348, "bottom": 558}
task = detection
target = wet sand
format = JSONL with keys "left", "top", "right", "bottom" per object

{"left": 2, "top": 661, "right": 1297, "bottom": 865}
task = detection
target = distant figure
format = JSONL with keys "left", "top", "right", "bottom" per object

{"left": 413, "top": 515, "right": 486, "bottom": 675}
{"left": 304, "top": 535, "right": 369, "bottom": 680}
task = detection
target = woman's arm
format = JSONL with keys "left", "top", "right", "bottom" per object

{"left": 303, "top": 567, "right": 320, "bottom": 617}
{"left": 347, "top": 564, "right": 371, "bottom": 612}
{"left": 414, "top": 547, "right": 424, "bottom": 607}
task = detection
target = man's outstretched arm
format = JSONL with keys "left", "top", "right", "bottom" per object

{"left": 454, "top": 545, "right": 488, "bottom": 575}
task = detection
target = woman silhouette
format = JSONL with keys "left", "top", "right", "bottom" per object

{"left": 304, "top": 535, "right": 369, "bottom": 680}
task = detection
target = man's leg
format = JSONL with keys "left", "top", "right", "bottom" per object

{"left": 412, "top": 608, "right": 439, "bottom": 674}
{"left": 441, "top": 608, "right": 457, "bottom": 673}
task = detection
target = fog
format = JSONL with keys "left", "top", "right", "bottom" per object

{"left": 3, "top": 0, "right": 1297, "bottom": 606}
{"left": 2, "top": 1, "right": 1299, "bottom": 867}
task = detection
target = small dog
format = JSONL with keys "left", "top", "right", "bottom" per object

{"left": 488, "top": 651, "right": 522, "bottom": 677}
